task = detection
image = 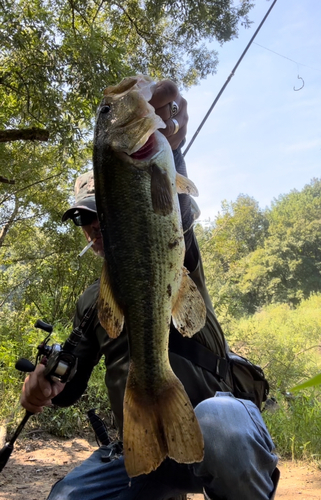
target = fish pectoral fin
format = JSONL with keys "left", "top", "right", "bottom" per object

{"left": 150, "top": 163, "right": 173, "bottom": 216}
{"left": 172, "top": 268, "right": 206, "bottom": 337}
{"left": 175, "top": 173, "right": 199, "bottom": 197}
{"left": 98, "top": 262, "right": 124, "bottom": 338}
{"left": 123, "top": 370, "right": 204, "bottom": 478}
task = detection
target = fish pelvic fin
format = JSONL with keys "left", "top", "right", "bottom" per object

{"left": 123, "top": 371, "right": 204, "bottom": 477}
{"left": 172, "top": 268, "right": 206, "bottom": 337}
{"left": 150, "top": 163, "right": 173, "bottom": 216}
{"left": 176, "top": 173, "right": 199, "bottom": 197}
{"left": 98, "top": 261, "right": 124, "bottom": 338}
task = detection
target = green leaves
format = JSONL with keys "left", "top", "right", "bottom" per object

{"left": 198, "top": 179, "right": 321, "bottom": 319}
{"left": 1, "top": 0, "right": 255, "bottom": 252}
{"left": 0, "top": 0, "right": 257, "bottom": 333}
{"left": 290, "top": 373, "right": 321, "bottom": 392}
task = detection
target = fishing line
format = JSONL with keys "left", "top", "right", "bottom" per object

{"left": 253, "top": 42, "right": 320, "bottom": 72}
{"left": 183, "top": 0, "right": 279, "bottom": 157}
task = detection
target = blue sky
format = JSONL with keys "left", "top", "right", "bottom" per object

{"left": 183, "top": 0, "right": 321, "bottom": 222}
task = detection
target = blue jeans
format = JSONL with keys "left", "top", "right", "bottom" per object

{"left": 47, "top": 393, "right": 278, "bottom": 500}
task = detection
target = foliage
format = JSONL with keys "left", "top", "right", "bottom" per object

{"left": 290, "top": 373, "right": 321, "bottom": 392}
{"left": 0, "top": 318, "right": 110, "bottom": 437}
{"left": 263, "top": 391, "right": 321, "bottom": 462}
{"left": 0, "top": 0, "right": 254, "bottom": 381}
{"left": 197, "top": 179, "right": 321, "bottom": 319}
{"left": 195, "top": 194, "right": 269, "bottom": 317}
{"left": 1, "top": 0, "right": 252, "bottom": 137}
{"left": 1, "top": 0, "right": 252, "bottom": 152}
{"left": 34, "top": 358, "right": 112, "bottom": 438}
{"left": 225, "top": 294, "right": 321, "bottom": 394}
{"left": 226, "top": 294, "right": 321, "bottom": 461}
{"left": 0, "top": 0, "right": 256, "bottom": 434}
{"left": 1, "top": 2, "right": 321, "bottom": 456}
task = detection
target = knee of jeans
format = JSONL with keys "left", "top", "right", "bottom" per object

{"left": 47, "top": 478, "right": 78, "bottom": 500}
{"left": 195, "top": 396, "right": 249, "bottom": 453}
{"left": 194, "top": 396, "right": 255, "bottom": 480}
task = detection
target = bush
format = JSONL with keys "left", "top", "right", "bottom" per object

{"left": 0, "top": 311, "right": 112, "bottom": 438}
{"left": 263, "top": 391, "right": 321, "bottom": 462}
{"left": 224, "top": 295, "right": 321, "bottom": 394}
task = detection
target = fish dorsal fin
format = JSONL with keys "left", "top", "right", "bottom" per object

{"left": 175, "top": 173, "right": 199, "bottom": 197}
{"left": 172, "top": 268, "right": 206, "bottom": 337}
{"left": 98, "top": 261, "right": 124, "bottom": 338}
{"left": 150, "top": 163, "right": 173, "bottom": 216}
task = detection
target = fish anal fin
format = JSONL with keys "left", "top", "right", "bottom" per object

{"left": 123, "top": 370, "right": 204, "bottom": 477}
{"left": 98, "top": 261, "right": 124, "bottom": 338}
{"left": 172, "top": 269, "right": 206, "bottom": 337}
{"left": 176, "top": 173, "right": 199, "bottom": 197}
{"left": 150, "top": 163, "right": 173, "bottom": 216}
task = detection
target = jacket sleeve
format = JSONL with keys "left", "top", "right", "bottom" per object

{"left": 173, "top": 144, "right": 198, "bottom": 272}
{"left": 52, "top": 291, "right": 102, "bottom": 407}
{"left": 52, "top": 338, "right": 100, "bottom": 407}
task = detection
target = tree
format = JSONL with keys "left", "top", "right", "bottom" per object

{"left": 237, "top": 179, "right": 321, "bottom": 309}
{"left": 1, "top": 0, "right": 254, "bottom": 247}
{"left": 1, "top": 0, "right": 253, "bottom": 144}
{"left": 196, "top": 194, "right": 269, "bottom": 318}
{"left": 0, "top": 0, "right": 255, "bottom": 407}
{"left": 197, "top": 180, "right": 321, "bottom": 319}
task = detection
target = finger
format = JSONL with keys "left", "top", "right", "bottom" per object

{"left": 150, "top": 80, "right": 188, "bottom": 150}
{"left": 149, "top": 80, "right": 178, "bottom": 110}
{"left": 20, "top": 384, "right": 51, "bottom": 413}
{"left": 21, "top": 400, "right": 44, "bottom": 413}
{"left": 154, "top": 96, "right": 184, "bottom": 123}
{"left": 38, "top": 375, "right": 53, "bottom": 398}
{"left": 167, "top": 125, "right": 187, "bottom": 150}
{"left": 51, "top": 381, "right": 66, "bottom": 398}
{"left": 21, "top": 366, "right": 55, "bottom": 412}
{"left": 30, "top": 364, "right": 52, "bottom": 397}
{"left": 23, "top": 380, "right": 52, "bottom": 405}
{"left": 21, "top": 394, "right": 53, "bottom": 413}
{"left": 160, "top": 111, "right": 188, "bottom": 150}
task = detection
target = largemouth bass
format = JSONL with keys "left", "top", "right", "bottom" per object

{"left": 93, "top": 75, "right": 206, "bottom": 477}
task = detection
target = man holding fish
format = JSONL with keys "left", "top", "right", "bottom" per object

{"left": 20, "top": 77, "right": 279, "bottom": 499}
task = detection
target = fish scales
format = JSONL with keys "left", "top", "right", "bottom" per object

{"left": 96, "top": 155, "right": 182, "bottom": 390}
{"left": 93, "top": 75, "right": 206, "bottom": 477}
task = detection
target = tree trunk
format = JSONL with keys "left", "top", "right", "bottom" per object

{"left": 0, "top": 194, "right": 19, "bottom": 248}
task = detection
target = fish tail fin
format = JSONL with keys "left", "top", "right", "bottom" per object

{"left": 123, "top": 370, "right": 204, "bottom": 477}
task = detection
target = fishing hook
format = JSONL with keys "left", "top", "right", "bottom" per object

{"left": 293, "top": 75, "right": 304, "bottom": 91}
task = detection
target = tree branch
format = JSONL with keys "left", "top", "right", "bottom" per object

{"left": 0, "top": 269, "right": 39, "bottom": 309}
{"left": 0, "top": 128, "right": 50, "bottom": 143}
{"left": 0, "top": 195, "right": 19, "bottom": 247}
{"left": 0, "top": 173, "right": 62, "bottom": 206}
{"left": 0, "top": 176, "right": 15, "bottom": 185}
{"left": 92, "top": 0, "right": 105, "bottom": 23}
{"left": 114, "top": 3, "right": 152, "bottom": 44}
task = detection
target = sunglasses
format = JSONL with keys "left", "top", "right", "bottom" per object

{"left": 72, "top": 210, "right": 97, "bottom": 227}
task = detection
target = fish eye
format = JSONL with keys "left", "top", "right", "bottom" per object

{"left": 100, "top": 105, "right": 111, "bottom": 114}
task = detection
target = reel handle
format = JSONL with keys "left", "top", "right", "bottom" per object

{"left": 15, "top": 358, "right": 35, "bottom": 373}
{"left": 34, "top": 319, "right": 53, "bottom": 334}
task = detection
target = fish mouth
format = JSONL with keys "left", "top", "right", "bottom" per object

{"left": 130, "top": 134, "right": 156, "bottom": 160}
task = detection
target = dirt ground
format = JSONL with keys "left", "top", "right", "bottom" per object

{"left": 0, "top": 433, "right": 321, "bottom": 500}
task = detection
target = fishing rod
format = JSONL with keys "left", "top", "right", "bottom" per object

{"left": 183, "top": 0, "right": 279, "bottom": 157}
